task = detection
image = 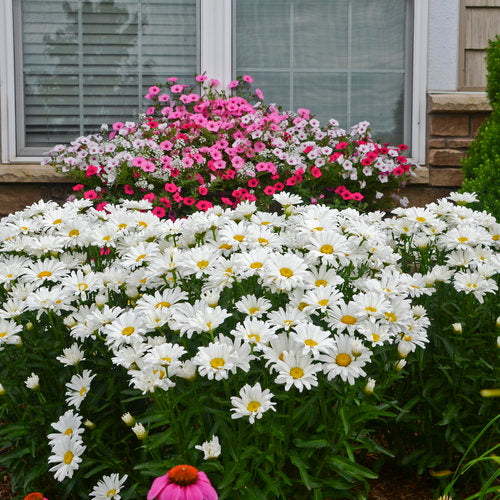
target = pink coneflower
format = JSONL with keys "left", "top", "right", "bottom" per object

{"left": 147, "top": 465, "right": 217, "bottom": 500}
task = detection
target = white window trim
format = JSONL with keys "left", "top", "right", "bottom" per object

{"left": 1, "top": 0, "right": 427, "bottom": 165}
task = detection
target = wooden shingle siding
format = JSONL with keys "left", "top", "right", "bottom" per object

{"left": 459, "top": 0, "right": 500, "bottom": 89}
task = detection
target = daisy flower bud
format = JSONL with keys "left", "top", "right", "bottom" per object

{"left": 351, "top": 339, "right": 364, "bottom": 358}
{"left": 0, "top": 383, "right": 5, "bottom": 396}
{"left": 394, "top": 359, "right": 406, "bottom": 372}
{"left": 84, "top": 420, "right": 96, "bottom": 429}
{"left": 25, "top": 373, "right": 39, "bottom": 390}
{"left": 452, "top": 323, "right": 462, "bottom": 334}
{"left": 201, "top": 289, "right": 220, "bottom": 307}
{"left": 95, "top": 293, "right": 107, "bottom": 307}
{"left": 132, "top": 423, "right": 147, "bottom": 440}
{"left": 195, "top": 435, "right": 222, "bottom": 460}
{"left": 63, "top": 315, "right": 77, "bottom": 328}
{"left": 397, "top": 342, "right": 412, "bottom": 358}
{"left": 364, "top": 378, "right": 376, "bottom": 395}
{"left": 121, "top": 412, "right": 135, "bottom": 426}
{"left": 82, "top": 264, "right": 92, "bottom": 275}
{"left": 496, "top": 316, "right": 500, "bottom": 329}
{"left": 26, "top": 321, "right": 34, "bottom": 331}
{"left": 177, "top": 360, "right": 197, "bottom": 381}
{"left": 437, "top": 495, "right": 453, "bottom": 500}
{"left": 480, "top": 389, "right": 500, "bottom": 398}
{"left": 497, "top": 336, "right": 500, "bottom": 349}
{"left": 126, "top": 286, "right": 139, "bottom": 299}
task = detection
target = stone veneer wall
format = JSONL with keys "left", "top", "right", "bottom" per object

{"left": 0, "top": 92, "right": 492, "bottom": 215}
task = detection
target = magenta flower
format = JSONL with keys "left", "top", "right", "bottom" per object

{"left": 147, "top": 465, "right": 218, "bottom": 500}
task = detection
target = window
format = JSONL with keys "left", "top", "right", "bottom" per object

{"left": 459, "top": 0, "right": 500, "bottom": 90}
{"left": 234, "top": 0, "right": 414, "bottom": 146}
{"left": 14, "top": 0, "right": 199, "bottom": 155}
{"left": 1, "top": 0, "right": 427, "bottom": 162}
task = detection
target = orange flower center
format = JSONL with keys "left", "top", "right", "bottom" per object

{"left": 168, "top": 465, "right": 199, "bottom": 486}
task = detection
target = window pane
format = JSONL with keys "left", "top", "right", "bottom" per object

{"left": 235, "top": 0, "right": 411, "bottom": 145}
{"left": 17, "top": 0, "right": 199, "bottom": 151}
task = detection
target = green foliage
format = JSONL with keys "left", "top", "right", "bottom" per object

{"left": 486, "top": 35, "right": 500, "bottom": 108}
{"left": 461, "top": 36, "right": 500, "bottom": 219}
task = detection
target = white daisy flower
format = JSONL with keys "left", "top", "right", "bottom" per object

{"left": 0, "top": 319, "right": 22, "bottom": 346}
{"left": 56, "top": 342, "right": 86, "bottom": 366}
{"left": 25, "top": 372, "right": 39, "bottom": 390}
{"left": 274, "top": 351, "right": 322, "bottom": 392}
{"left": 193, "top": 341, "right": 239, "bottom": 381}
{"left": 48, "top": 435, "right": 86, "bottom": 482}
{"left": 262, "top": 253, "right": 309, "bottom": 292}
{"left": 48, "top": 409, "right": 84, "bottom": 445}
{"left": 320, "top": 334, "right": 372, "bottom": 385}
{"left": 65, "top": 370, "right": 96, "bottom": 409}
{"left": 230, "top": 383, "right": 276, "bottom": 423}
{"left": 89, "top": 473, "right": 128, "bottom": 500}
{"left": 290, "top": 322, "right": 335, "bottom": 359}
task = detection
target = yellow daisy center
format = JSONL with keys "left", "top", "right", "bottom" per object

{"left": 0, "top": 332, "right": 6, "bottom": 338}
{"left": 385, "top": 312, "right": 397, "bottom": 322}
{"left": 320, "top": 244, "right": 333, "bottom": 254}
{"left": 78, "top": 283, "right": 88, "bottom": 291}
{"left": 248, "top": 333, "right": 260, "bottom": 342}
{"left": 305, "top": 339, "right": 317, "bottom": 347}
{"left": 161, "top": 357, "right": 172, "bottom": 364}
{"left": 416, "top": 216, "right": 426, "bottom": 222}
{"left": 404, "top": 335, "right": 412, "bottom": 341}
{"left": 280, "top": 267, "right": 293, "bottom": 278}
{"left": 64, "top": 451, "right": 74, "bottom": 464}
{"left": 118, "top": 223, "right": 127, "bottom": 229}
{"left": 290, "top": 367, "right": 304, "bottom": 379}
{"left": 366, "top": 306, "right": 377, "bottom": 313}
{"left": 341, "top": 315, "right": 357, "bottom": 325}
{"left": 197, "top": 260, "right": 209, "bottom": 269}
{"left": 219, "top": 243, "right": 232, "bottom": 250}
{"left": 53, "top": 218, "right": 62, "bottom": 225}
{"left": 250, "top": 262, "right": 263, "bottom": 269}
{"left": 210, "top": 357, "right": 225, "bottom": 369}
{"left": 233, "top": 234, "right": 245, "bottom": 242}
{"left": 247, "top": 401, "right": 261, "bottom": 412}
{"left": 492, "top": 234, "right": 499, "bottom": 241}
{"left": 38, "top": 270, "right": 52, "bottom": 279}
{"left": 122, "top": 326, "right": 135, "bottom": 336}
{"left": 372, "top": 333, "right": 381, "bottom": 342}
{"left": 69, "top": 229, "right": 79, "bottom": 237}
{"left": 314, "top": 226, "right": 323, "bottom": 231}
{"left": 79, "top": 386, "right": 87, "bottom": 397}
{"left": 315, "top": 279, "right": 328, "bottom": 287}
{"left": 458, "top": 236, "right": 468, "bottom": 243}
{"left": 103, "top": 235, "right": 111, "bottom": 242}
{"left": 318, "top": 299, "right": 329, "bottom": 307}
{"left": 336, "top": 353, "right": 352, "bottom": 366}
{"left": 249, "top": 307, "right": 260, "bottom": 315}
{"left": 64, "top": 428, "right": 73, "bottom": 436}
{"left": 298, "top": 301, "right": 309, "bottom": 311}
{"left": 136, "top": 254, "right": 146, "bottom": 262}
{"left": 107, "top": 489, "right": 117, "bottom": 498}
{"left": 258, "top": 237, "right": 269, "bottom": 246}
{"left": 155, "top": 301, "right": 171, "bottom": 308}
{"left": 139, "top": 221, "right": 148, "bottom": 227}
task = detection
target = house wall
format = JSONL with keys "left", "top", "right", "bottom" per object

{"left": 0, "top": 0, "right": 496, "bottom": 215}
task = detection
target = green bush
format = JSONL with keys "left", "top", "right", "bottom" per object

{"left": 461, "top": 36, "right": 500, "bottom": 219}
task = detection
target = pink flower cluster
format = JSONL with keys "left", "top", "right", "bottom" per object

{"left": 46, "top": 75, "right": 415, "bottom": 218}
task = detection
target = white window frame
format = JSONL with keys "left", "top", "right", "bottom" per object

{"left": 1, "top": 0, "right": 428, "bottom": 165}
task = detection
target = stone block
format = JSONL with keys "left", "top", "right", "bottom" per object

{"left": 0, "top": 184, "right": 50, "bottom": 217}
{"left": 448, "top": 138, "right": 474, "bottom": 148}
{"left": 428, "top": 93, "right": 491, "bottom": 113}
{"left": 429, "top": 114, "right": 469, "bottom": 136}
{"left": 428, "top": 148, "right": 465, "bottom": 166}
{"left": 471, "top": 113, "right": 490, "bottom": 135}
{"left": 408, "top": 166, "right": 429, "bottom": 184}
{"left": 403, "top": 186, "right": 454, "bottom": 207}
{"left": 429, "top": 168, "right": 464, "bottom": 187}
{"left": 428, "top": 138, "right": 446, "bottom": 149}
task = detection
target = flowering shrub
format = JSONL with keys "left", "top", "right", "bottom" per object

{"left": 0, "top": 192, "right": 497, "bottom": 497}
{"left": 45, "top": 75, "right": 416, "bottom": 219}
{"left": 0, "top": 193, "right": 431, "bottom": 498}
